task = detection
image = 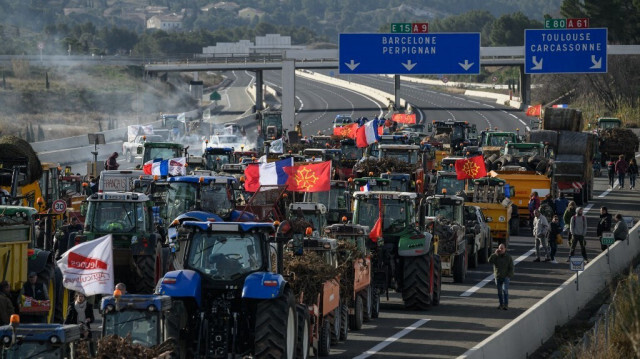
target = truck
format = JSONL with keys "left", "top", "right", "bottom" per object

{"left": 122, "top": 134, "right": 165, "bottom": 163}
{"left": 466, "top": 176, "right": 513, "bottom": 243}
{"left": 157, "top": 221, "right": 300, "bottom": 358}
{"left": 78, "top": 192, "right": 164, "bottom": 293}
{"left": 0, "top": 205, "right": 65, "bottom": 323}
{"left": 530, "top": 108, "right": 597, "bottom": 205}
{"left": 136, "top": 142, "right": 185, "bottom": 168}
{"left": 424, "top": 194, "right": 467, "bottom": 282}
{"left": 0, "top": 321, "right": 85, "bottom": 358}
{"left": 352, "top": 191, "right": 441, "bottom": 310}
{"left": 489, "top": 170, "right": 551, "bottom": 227}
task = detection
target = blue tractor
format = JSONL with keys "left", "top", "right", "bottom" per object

{"left": 0, "top": 319, "right": 84, "bottom": 358}
{"left": 101, "top": 294, "right": 179, "bottom": 353}
{"left": 157, "top": 221, "right": 299, "bottom": 358}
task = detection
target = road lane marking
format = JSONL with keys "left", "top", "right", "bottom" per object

{"left": 460, "top": 248, "right": 535, "bottom": 297}
{"left": 353, "top": 319, "right": 430, "bottom": 359}
{"left": 598, "top": 179, "right": 619, "bottom": 198}
{"left": 510, "top": 114, "right": 518, "bottom": 119}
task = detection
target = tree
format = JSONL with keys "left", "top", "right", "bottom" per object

{"left": 488, "top": 12, "right": 542, "bottom": 46}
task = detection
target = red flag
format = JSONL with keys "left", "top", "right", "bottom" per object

{"left": 332, "top": 123, "right": 358, "bottom": 138}
{"left": 369, "top": 197, "right": 383, "bottom": 242}
{"left": 392, "top": 113, "right": 416, "bottom": 124}
{"left": 284, "top": 160, "right": 331, "bottom": 192}
{"left": 525, "top": 104, "right": 542, "bottom": 117}
{"left": 454, "top": 156, "right": 487, "bottom": 180}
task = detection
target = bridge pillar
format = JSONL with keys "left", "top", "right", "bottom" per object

{"left": 394, "top": 75, "right": 401, "bottom": 112}
{"left": 519, "top": 65, "right": 531, "bottom": 107}
{"left": 281, "top": 59, "right": 296, "bottom": 134}
{"left": 255, "top": 70, "right": 264, "bottom": 112}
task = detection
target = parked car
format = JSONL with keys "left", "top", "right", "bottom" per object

{"left": 464, "top": 205, "right": 492, "bottom": 268}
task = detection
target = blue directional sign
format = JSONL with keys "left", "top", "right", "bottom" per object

{"left": 525, "top": 28, "right": 607, "bottom": 74}
{"left": 339, "top": 33, "right": 480, "bottom": 75}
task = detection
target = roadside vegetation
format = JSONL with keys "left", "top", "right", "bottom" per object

{"left": 560, "top": 272, "right": 640, "bottom": 358}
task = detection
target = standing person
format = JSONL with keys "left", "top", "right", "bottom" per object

{"left": 613, "top": 214, "right": 629, "bottom": 242}
{"left": 569, "top": 207, "right": 589, "bottom": 263}
{"left": 64, "top": 292, "right": 95, "bottom": 340}
{"left": 597, "top": 206, "right": 613, "bottom": 251}
{"left": 294, "top": 121, "right": 302, "bottom": 137}
{"left": 607, "top": 161, "right": 616, "bottom": 188}
{"left": 554, "top": 193, "right": 569, "bottom": 228}
{"left": 615, "top": 154, "right": 628, "bottom": 189}
{"left": 105, "top": 152, "right": 120, "bottom": 171}
{"left": 540, "top": 194, "right": 556, "bottom": 221}
{"left": 528, "top": 192, "right": 541, "bottom": 232}
{"left": 0, "top": 281, "right": 15, "bottom": 325}
{"left": 549, "top": 215, "right": 562, "bottom": 264}
{"left": 629, "top": 158, "right": 638, "bottom": 190}
{"left": 563, "top": 201, "right": 577, "bottom": 236}
{"left": 488, "top": 244, "right": 514, "bottom": 310}
{"left": 21, "top": 272, "right": 49, "bottom": 323}
{"left": 532, "top": 209, "right": 550, "bottom": 262}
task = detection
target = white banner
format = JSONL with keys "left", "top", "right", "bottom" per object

{"left": 56, "top": 235, "right": 114, "bottom": 296}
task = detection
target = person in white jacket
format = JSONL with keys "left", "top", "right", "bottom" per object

{"left": 569, "top": 206, "right": 589, "bottom": 263}
{"left": 533, "top": 209, "right": 550, "bottom": 262}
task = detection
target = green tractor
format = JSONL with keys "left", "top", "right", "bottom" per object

{"left": 352, "top": 191, "right": 441, "bottom": 310}
{"left": 78, "top": 192, "right": 164, "bottom": 294}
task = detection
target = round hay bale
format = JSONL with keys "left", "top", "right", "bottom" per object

{"left": 0, "top": 135, "right": 42, "bottom": 185}
{"left": 528, "top": 130, "right": 558, "bottom": 149}
{"left": 557, "top": 132, "right": 590, "bottom": 155}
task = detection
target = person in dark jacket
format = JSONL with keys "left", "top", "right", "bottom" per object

{"left": 554, "top": 193, "right": 569, "bottom": 228}
{"left": 64, "top": 292, "right": 95, "bottom": 338}
{"left": 597, "top": 206, "right": 613, "bottom": 251}
{"left": 549, "top": 215, "right": 562, "bottom": 264}
{"left": 105, "top": 152, "right": 120, "bottom": 170}
{"left": 21, "top": 272, "right": 49, "bottom": 323}
{"left": 613, "top": 214, "right": 629, "bottom": 242}
{"left": 629, "top": 158, "right": 638, "bottom": 190}
{"left": 488, "top": 244, "right": 514, "bottom": 310}
{"left": 615, "top": 155, "right": 628, "bottom": 189}
{"left": 607, "top": 161, "right": 616, "bottom": 188}
{"left": 0, "top": 281, "right": 15, "bottom": 325}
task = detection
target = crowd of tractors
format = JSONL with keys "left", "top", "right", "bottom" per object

{"left": 0, "top": 106, "right": 637, "bottom": 358}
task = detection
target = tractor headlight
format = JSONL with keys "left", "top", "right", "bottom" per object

{"left": 148, "top": 305, "right": 157, "bottom": 312}
{"left": 2, "top": 336, "right": 11, "bottom": 345}
{"left": 50, "top": 336, "right": 60, "bottom": 344}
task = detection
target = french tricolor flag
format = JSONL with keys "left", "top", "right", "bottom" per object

{"left": 143, "top": 157, "right": 186, "bottom": 177}
{"left": 552, "top": 104, "right": 568, "bottom": 108}
{"left": 356, "top": 118, "right": 380, "bottom": 148}
{"left": 244, "top": 158, "right": 294, "bottom": 192}
{"left": 359, "top": 183, "right": 370, "bottom": 192}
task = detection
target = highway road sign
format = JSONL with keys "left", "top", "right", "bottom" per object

{"left": 339, "top": 33, "right": 480, "bottom": 75}
{"left": 569, "top": 256, "right": 585, "bottom": 271}
{"left": 525, "top": 28, "right": 607, "bottom": 74}
{"left": 52, "top": 199, "right": 67, "bottom": 214}
{"left": 209, "top": 91, "right": 221, "bottom": 101}
{"left": 601, "top": 232, "right": 615, "bottom": 246}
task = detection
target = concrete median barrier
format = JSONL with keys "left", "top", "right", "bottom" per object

{"left": 460, "top": 222, "right": 640, "bottom": 359}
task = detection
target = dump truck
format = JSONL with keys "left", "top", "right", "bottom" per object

{"left": 425, "top": 194, "right": 467, "bottom": 282}
{"left": 353, "top": 191, "right": 441, "bottom": 310}
{"left": 157, "top": 221, "right": 300, "bottom": 358}
{"left": 78, "top": 192, "right": 163, "bottom": 293}
{"left": 0, "top": 321, "right": 85, "bottom": 358}
{"left": 489, "top": 169, "right": 550, "bottom": 227}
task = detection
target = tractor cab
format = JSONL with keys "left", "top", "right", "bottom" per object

{"left": 0, "top": 321, "right": 83, "bottom": 359}
{"left": 303, "top": 181, "right": 351, "bottom": 224}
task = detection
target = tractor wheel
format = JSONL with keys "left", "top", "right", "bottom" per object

{"left": 468, "top": 243, "right": 479, "bottom": 269}
{"left": 402, "top": 255, "right": 432, "bottom": 310}
{"left": 363, "top": 286, "right": 372, "bottom": 322}
{"left": 371, "top": 288, "right": 380, "bottom": 319}
{"left": 295, "top": 304, "right": 310, "bottom": 359}
{"left": 339, "top": 303, "right": 349, "bottom": 341}
{"left": 318, "top": 319, "right": 331, "bottom": 357}
{"left": 330, "top": 306, "right": 340, "bottom": 345}
{"left": 133, "top": 255, "right": 156, "bottom": 294}
{"left": 166, "top": 300, "right": 188, "bottom": 359}
{"left": 453, "top": 250, "right": 467, "bottom": 283}
{"left": 432, "top": 255, "right": 442, "bottom": 306}
{"left": 478, "top": 236, "right": 490, "bottom": 264}
{"left": 255, "top": 288, "right": 297, "bottom": 359}
{"left": 349, "top": 295, "right": 364, "bottom": 331}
